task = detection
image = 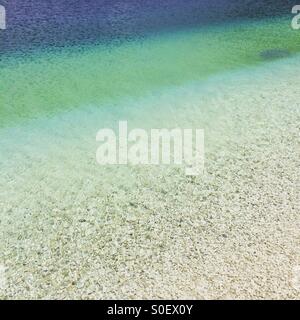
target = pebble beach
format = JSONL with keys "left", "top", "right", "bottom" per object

{"left": 0, "top": 1, "right": 299, "bottom": 300}
{"left": 1, "top": 55, "right": 300, "bottom": 299}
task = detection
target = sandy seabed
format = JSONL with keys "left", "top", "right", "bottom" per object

{"left": 0, "top": 56, "right": 300, "bottom": 300}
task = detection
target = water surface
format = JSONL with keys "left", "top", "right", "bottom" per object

{"left": 0, "top": 1, "right": 299, "bottom": 127}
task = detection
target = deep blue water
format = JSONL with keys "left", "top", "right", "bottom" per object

{"left": 0, "top": 0, "right": 295, "bottom": 54}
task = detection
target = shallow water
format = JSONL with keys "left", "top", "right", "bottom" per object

{"left": 1, "top": 14, "right": 300, "bottom": 127}
{"left": 0, "top": 0, "right": 299, "bottom": 216}
{"left": 1, "top": 1, "right": 300, "bottom": 299}
{"left": 1, "top": 1, "right": 295, "bottom": 53}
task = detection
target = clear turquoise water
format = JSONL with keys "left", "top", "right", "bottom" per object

{"left": 1, "top": 2, "right": 300, "bottom": 300}
{"left": 1, "top": 15, "right": 300, "bottom": 128}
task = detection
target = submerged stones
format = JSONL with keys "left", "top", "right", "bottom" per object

{"left": 260, "top": 49, "right": 291, "bottom": 60}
